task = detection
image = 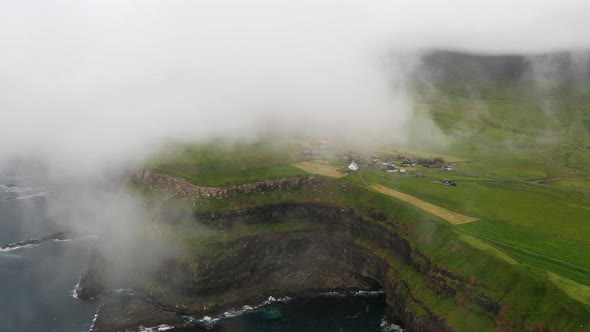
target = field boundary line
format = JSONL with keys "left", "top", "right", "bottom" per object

{"left": 292, "top": 162, "right": 347, "bottom": 178}
{"left": 370, "top": 184, "right": 478, "bottom": 225}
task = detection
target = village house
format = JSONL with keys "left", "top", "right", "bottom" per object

{"left": 442, "top": 179, "right": 457, "bottom": 186}
{"left": 401, "top": 159, "right": 415, "bottom": 166}
{"left": 348, "top": 161, "right": 359, "bottom": 171}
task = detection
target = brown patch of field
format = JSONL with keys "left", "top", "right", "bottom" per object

{"left": 370, "top": 184, "right": 478, "bottom": 225}
{"left": 292, "top": 162, "right": 346, "bottom": 178}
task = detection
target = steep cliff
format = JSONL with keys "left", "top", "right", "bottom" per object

{"left": 80, "top": 175, "right": 590, "bottom": 332}
{"left": 80, "top": 203, "right": 489, "bottom": 332}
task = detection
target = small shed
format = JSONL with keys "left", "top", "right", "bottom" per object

{"left": 348, "top": 161, "right": 359, "bottom": 171}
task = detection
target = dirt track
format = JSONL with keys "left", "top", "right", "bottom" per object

{"left": 292, "top": 162, "right": 347, "bottom": 178}
{"left": 370, "top": 184, "right": 478, "bottom": 224}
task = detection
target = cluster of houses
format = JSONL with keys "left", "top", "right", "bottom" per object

{"left": 344, "top": 154, "right": 417, "bottom": 174}
{"left": 379, "top": 162, "right": 409, "bottom": 173}
{"left": 305, "top": 149, "right": 457, "bottom": 178}
{"left": 346, "top": 160, "right": 407, "bottom": 173}
{"left": 345, "top": 153, "right": 457, "bottom": 178}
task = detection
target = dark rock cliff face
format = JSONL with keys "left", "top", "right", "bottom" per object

{"left": 81, "top": 202, "right": 466, "bottom": 332}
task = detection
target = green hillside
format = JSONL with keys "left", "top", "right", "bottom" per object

{"left": 141, "top": 51, "right": 590, "bottom": 331}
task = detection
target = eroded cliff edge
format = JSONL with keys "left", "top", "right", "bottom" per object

{"left": 79, "top": 203, "right": 487, "bottom": 332}
{"left": 78, "top": 171, "right": 589, "bottom": 331}
{"left": 135, "top": 168, "right": 316, "bottom": 199}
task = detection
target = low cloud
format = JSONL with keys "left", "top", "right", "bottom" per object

{"left": 1, "top": 1, "right": 589, "bottom": 277}
{"left": 2, "top": 0, "right": 589, "bottom": 175}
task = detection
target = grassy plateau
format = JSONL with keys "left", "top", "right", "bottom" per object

{"left": 140, "top": 51, "right": 590, "bottom": 331}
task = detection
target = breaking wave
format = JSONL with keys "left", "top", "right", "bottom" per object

{"left": 320, "top": 290, "right": 385, "bottom": 297}
{"left": 137, "top": 324, "right": 174, "bottom": 332}
{"left": 184, "top": 295, "right": 292, "bottom": 328}
{"left": 187, "top": 291, "right": 395, "bottom": 330}
{"left": 88, "top": 309, "right": 100, "bottom": 332}
{"left": 0, "top": 184, "right": 57, "bottom": 201}
{"left": 380, "top": 318, "right": 404, "bottom": 332}
{"left": 0, "top": 234, "right": 98, "bottom": 252}
{"left": 72, "top": 275, "right": 83, "bottom": 299}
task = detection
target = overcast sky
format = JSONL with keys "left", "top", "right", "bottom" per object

{"left": 1, "top": 0, "right": 589, "bottom": 174}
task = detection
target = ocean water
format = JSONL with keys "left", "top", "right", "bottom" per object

{"left": 0, "top": 174, "right": 100, "bottom": 331}
{"left": 0, "top": 173, "right": 402, "bottom": 332}
{"left": 175, "top": 293, "right": 402, "bottom": 332}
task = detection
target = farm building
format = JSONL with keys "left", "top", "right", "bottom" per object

{"left": 348, "top": 161, "right": 359, "bottom": 171}
{"left": 387, "top": 165, "right": 398, "bottom": 173}
{"left": 442, "top": 179, "right": 457, "bottom": 186}
{"left": 376, "top": 162, "right": 389, "bottom": 170}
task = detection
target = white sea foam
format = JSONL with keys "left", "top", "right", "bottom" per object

{"left": 87, "top": 307, "right": 174, "bottom": 332}
{"left": 13, "top": 191, "right": 56, "bottom": 200}
{"left": 182, "top": 292, "right": 393, "bottom": 330}
{"left": 2, "top": 234, "right": 98, "bottom": 253}
{"left": 138, "top": 324, "right": 174, "bottom": 332}
{"left": 88, "top": 309, "right": 99, "bottom": 332}
{"left": 0, "top": 182, "right": 58, "bottom": 201}
{"left": 380, "top": 318, "right": 404, "bottom": 331}
{"left": 195, "top": 315, "right": 220, "bottom": 327}
{"left": 0, "top": 243, "right": 37, "bottom": 252}
{"left": 262, "top": 295, "right": 292, "bottom": 305}
{"left": 0, "top": 189, "right": 57, "bottom": 201}
{"left": 221, "top": 305, "right": 254, "bottom": 318}
{"left": 189, "top": 295, "right": 292, "bottom": 328}
{"left": 353, "top": 290, "right": 385, "bottom": 296}
{"left": 320, "top": 290, "right": 385, "bottom": 297}
{"left": 72, "top": 276, "right": 82, "bottom": 299}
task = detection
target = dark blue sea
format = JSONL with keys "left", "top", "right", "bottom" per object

{"left": 0, "top": 173, "right": 402, "bottom": 332}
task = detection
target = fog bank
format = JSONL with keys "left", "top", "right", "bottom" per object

{"left": 2, "top": 1, "right": 590, "bottom": 175}
{"left": 1, "top": 1, "right": 590, "bottom": 273}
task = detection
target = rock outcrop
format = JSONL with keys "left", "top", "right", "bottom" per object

{"left": 133, "top": 168, "right": 316, "bottom": 199}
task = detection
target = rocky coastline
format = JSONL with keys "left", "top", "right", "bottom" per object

{"left": 78, "top": 200, "right": 495, "bottom": 331}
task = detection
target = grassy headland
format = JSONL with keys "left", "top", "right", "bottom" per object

{"left": 139, "top": 52, "right": 590, "bottom": 330}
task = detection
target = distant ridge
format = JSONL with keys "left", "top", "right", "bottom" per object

{"left": 416, "top": 50, "right": 590, "bottom": 87}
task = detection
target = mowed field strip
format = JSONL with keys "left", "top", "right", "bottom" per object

{"left": 292, "top": 162, "right": 347, "bottom": 178}
{"left": 371, "top": 184, "right": 478, "bottom": 224}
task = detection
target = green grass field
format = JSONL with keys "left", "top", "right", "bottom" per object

{"left": 140, "top": 56, "right": 590, "bottom": 330}
{"left": 147, "top": 140, "right": 309, "bottom": 186}
{"left": 147, "top": 135, "right": 590, "bottom": 291}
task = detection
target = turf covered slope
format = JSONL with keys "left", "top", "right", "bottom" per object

{"left": 127, "top": 51, "right": 590, "bottom": 331}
